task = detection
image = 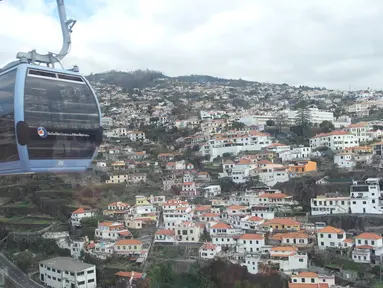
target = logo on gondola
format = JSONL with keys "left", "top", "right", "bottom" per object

{"left": 37, "top": 127, "right": 47, "bottom": 138}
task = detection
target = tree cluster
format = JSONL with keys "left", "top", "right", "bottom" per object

{"left": 146, "top": 259, "right": 288, "bottom": 288}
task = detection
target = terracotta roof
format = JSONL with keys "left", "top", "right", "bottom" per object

{"left": 200, "top": 242, "right": 217, "bottom": 250}
{"left": 271, "top": 246, "right": 298, "bottom": 252}
{"left": 247, "top": 216, "right": 263, "bottom": 222}
{"left": 227, "top": 205, "right": 247, "bottom": 210}
{"left": 263, "top": 218, "right": 301, "bottom": 226}
{"left": 237, "top": 159, "right": 251, "bottom": 165}
{"left": 72, "top": 207, "right": 86, "bottom": 214}
{"left": 347, "top": 122, "right": 368, "bottom": 128}
{"left": 343, "top": 238, "right": 353, "bottom": 243}
{"left": 356, "top": 245, "right": 374, "bottom": 249}
{"left": 118, "top": 230, "right": 132, "bottom": 236}
{"left": 355, "top": 232, "right": 382, "bottom": 240}
{"left": 211, "top": 222, "right": 231, "bottom": 229}
{"left": 292, "top": 272, "right": 318, "bottom": 278}
{"left": 115, "top": 271, "right": 143, "bottom": 279}
{"left": 266, "top": 143, "right": 288, "bottom": 148}
{"left": 195, "top": 205, "right": 212, "bottom": 211}
{"left": 239, "top": 233, "right": 264, "bottom": 240}
{"left": 258, "top": 159, "right": 272, "bottom": 165}
{"left": 289, "top": 284, "right": 328, "bottom": 288}
{"left": 318, "top": 226, "right": 344, "bottom": 234}
{"left": 201, "top": 213, "right": 220, "bottom": 218}
{"left": 312, "top": 130, "right": 350, "bottom": 138}
{"left": 259, "top": 193, "right": 290, "bottom": 199}
{"left": 280, "top": 232, "right": 309, "bottom": 239}
{"left": 155, "top": 229, "right": 175, "bottom": 236}
{"left": 115, "top": 239, "right": 143, "bottom": 246}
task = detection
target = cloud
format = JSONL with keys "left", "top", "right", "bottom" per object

{"left": 1, "top": 0, "right": 383, "bottom": 89}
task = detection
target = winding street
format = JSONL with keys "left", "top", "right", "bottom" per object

{"left": 0, "top": 253, "right": 44, "bottom": 288}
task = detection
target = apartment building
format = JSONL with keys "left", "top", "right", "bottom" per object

{"left": 311, "top": 178, "right": 383, "bottom": 215}
{"left": 202, "top": 131, "right": 273, "bottom": 160}
{"left": 309, "top": 131, "right": 359, "bottom": 151}
{"left": 345, "top": 122, "right": 372, "bottom": 143}
{"left": 39, "top": 257, "right": 96, "bottom": 288}
{"left": 237, "top": 233, "right": 265, "bottom": 254}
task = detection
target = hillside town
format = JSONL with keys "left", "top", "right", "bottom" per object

{"left": 16, "top": 73, "right": 383, "bottom": 288}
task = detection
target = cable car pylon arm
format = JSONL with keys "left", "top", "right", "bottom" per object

{"left": 2, "top": 0, "right": 75, "bottom": 70}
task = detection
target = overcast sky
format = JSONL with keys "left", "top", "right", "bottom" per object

{"left": 1, "top": 0, "right": 382, "bottom": 90}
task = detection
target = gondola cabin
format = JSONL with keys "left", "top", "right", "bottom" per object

{"left": 0, "top": 63, "right": 103, "bottom": 175}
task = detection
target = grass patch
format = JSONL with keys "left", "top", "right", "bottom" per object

{"left": 3, "top": 202, "right": 36, "bottom": 208}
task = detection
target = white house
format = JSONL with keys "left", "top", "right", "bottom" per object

{"left": 70, "top": 207, "right": 95, "bottom": 227}
{"left": 242, "top": 254, "right": 261, "bottom": 275}
{"left": 94, "top": 221, "right": 131, "bottom": 240}
{"left": 154, "top": 229, "right": 176, "bottom": 243}
{"left": 199, "top": 242, "right": 222, "bottom": 259}
{"left": 317, "top": 226, "right": 346, "bottom": 250}
{"left": 237, "top": 233, "right": 265, "bottom": 254}
{"left": 352, "top": 232, "right": 383, "bottom": 264}
{"left": 290, "top": 272, "right": 335, "bottom": 287}
{"left": 268, "top": 246, "right": 308, "bottom": 274}
{"left": 39, "top": 257, "right": 96, "bottom": 288}
{"left": 279, "top": 146, "right": 312, "bottom": 162}
{"left": 203, "top": 185, "right": 222, "bottom": 198}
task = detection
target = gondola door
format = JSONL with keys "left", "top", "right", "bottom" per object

{"left": 0, "top": 69, "right": 21, "bottom": 173}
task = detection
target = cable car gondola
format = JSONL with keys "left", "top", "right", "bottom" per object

{"left": 0, "top": 0, "right": 103, "bottom": 175}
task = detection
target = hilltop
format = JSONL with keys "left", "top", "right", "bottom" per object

{"left": 87, "top": 69, "right": 328, "bottom": 91}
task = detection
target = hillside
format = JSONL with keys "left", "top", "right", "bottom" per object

{"left": 87, "top": 69, "right": 167, "bottom": 90}
{"left": 86, "top": 70, "right": 286, "bottom": 90}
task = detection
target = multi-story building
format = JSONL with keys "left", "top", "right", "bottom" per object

{"left": 334, "top": 151, "right": 372, "bottom": 170}
{"left": 114, "top": 239, "right": 144, "bottom": 256}
{"left": 202, "top": 131, "right": 273, "bottom": 160}
{"left": 94, "top": 221, "right": 131, "bottom": 240}
{"left": 203, "top": 185, "right": 222, "bottom": 198}
{"left": 309, "top": 131, "right": 359, "bottom": 151}
{"left": 174, "top": 221, "right": 202, "bottom": 243}
{"left": 237, "top": 233, "right": 265, "bottom": 254}
{"left": 311, "top": 178, "right": 383, "bottom": 215}
{"left": 345, "top": 122, "right": 372, "bottom": 143}
{"left": 267, "top": 246, "right": 308, "bottom": 274}
{"left": 39, "top": 257, "right": 96, "bottom": 288}
{"left": 317, "top": 226, "right": 346, "bottom": 250}
{"left": 352, "top": 232, "right": 383, "bottom": 264}
{"left": 290, "top": 272, "right": 335, "bottom": 288}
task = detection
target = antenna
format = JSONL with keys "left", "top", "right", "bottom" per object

{"left": 1, "top": 0, "right": 76, "bottom": 70}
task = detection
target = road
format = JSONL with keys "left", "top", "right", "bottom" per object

{"left": 0, "top": 253, "right": 44, "bottom": 288}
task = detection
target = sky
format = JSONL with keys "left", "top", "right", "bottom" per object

{"left": 1, "top": 0, "right": 383, "bottom": 90}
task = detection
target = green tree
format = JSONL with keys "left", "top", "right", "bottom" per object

{"left": 199, "top": 228, "right": 212, "bottom": 242}
{"left": 291, "top": 107, "right": 313, "bottom": 144}
{"left": 319, "top": 120, "right": 335, "bottom": 133}
{"left": 266, "top": 120, "right": 275, "bottom": 126}
{"left": 232, "top": 121, "right": 246, "bottom": 129}
{"left": 14, "top": 251, "right": 34, "bottom": 272}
